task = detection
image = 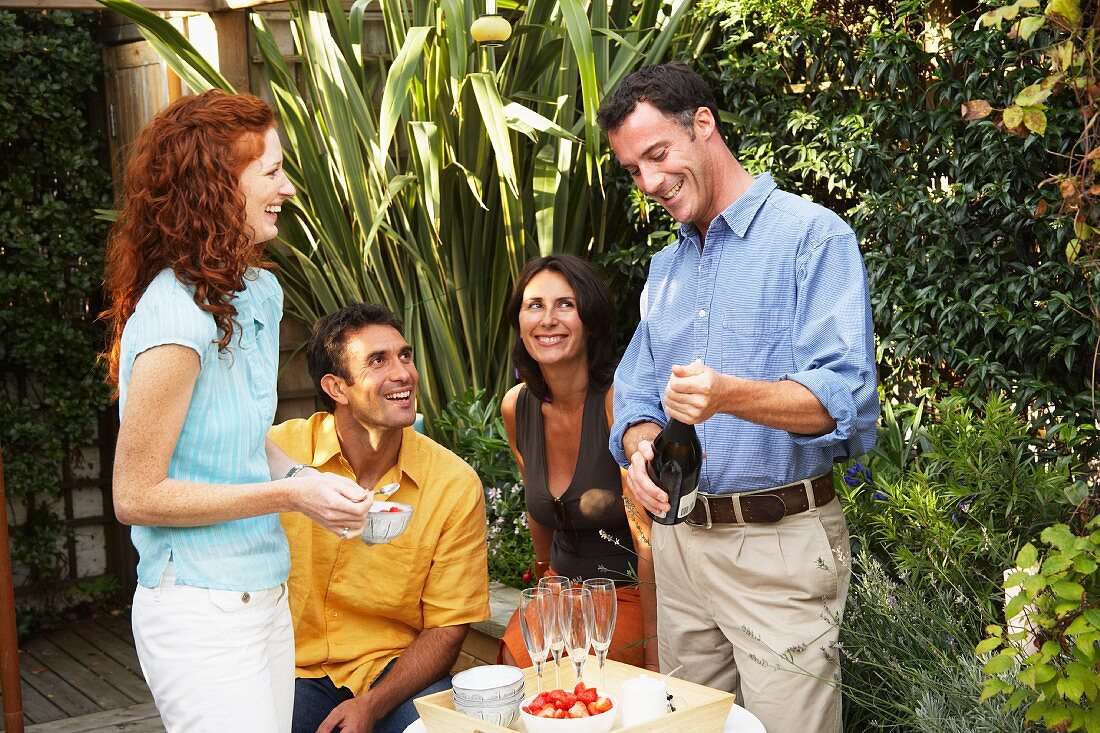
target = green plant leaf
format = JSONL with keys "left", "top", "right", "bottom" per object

{"left": 984, "top": 649, "right": 1019, "bottom": 675}
{"left": 1066, "top": 613, "right": 1094, "bottom": 635}
{"left": 1052, "top": 580, "right": 1085, "bottom": 599}
{"left": 1059, "top": 676, "right": 1086, "bottom": 701}
{"left": 1017, "top": 543, "right": 1040, "bottom": 569}
{"left": 1043, "top": 524, "right": 1077, "bottom": 549}
{"left": 377, "top": 25, "right": 432, "bottom": 166}
{"left": 976, "top": 637, "right": 1002, "bottom": 654}
{"left": 1044, "top": 554, "right": 1074, "bottom": 573}
{"left": 1034, "top": 662, "right": 1059, "bottom": 684}
{"left": 1006, "top": 592, "right": 1031, "bottom": 620}
{"left": 1018, "top": 664, "right": 1039, "bottom": 687}
{"left": 1073, "top": 555, "right": 1097, "bottom": 574}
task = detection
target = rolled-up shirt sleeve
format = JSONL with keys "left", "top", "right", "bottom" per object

{"left": 610, "top": 288, "right": 668, "bottom": 467}
{"left": 783, "top": 231, "right": 878, "bottom": 458}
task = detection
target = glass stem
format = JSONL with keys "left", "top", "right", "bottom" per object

{"left": 533, "top": 660, "right": 543, "bottom": 693}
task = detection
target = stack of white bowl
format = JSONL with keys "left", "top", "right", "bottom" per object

{"left": 450, "top": 664, "right": 525, "bottom": 727}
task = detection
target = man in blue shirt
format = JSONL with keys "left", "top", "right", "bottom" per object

{"left": 599, "top": 62, "right": 878, "bottom": 733}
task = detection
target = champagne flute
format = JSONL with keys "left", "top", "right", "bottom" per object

{"left": 519, "top": 587, "right": 553, "bottom": 693}
{"left": 538, "top": 575, "right": 570, "bottom": 688}
{"left": 582, "top": 578, "right": 617, "bottom": 690}
{"left": 559, "top": 586, "right": 593, "bottom": 686}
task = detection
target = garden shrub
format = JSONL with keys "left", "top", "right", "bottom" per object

{"left": 0, "top": 9, "right": 115, "bottom": 634}
{"left": 693, "top": 1, "right": 1099, "bottom": 458}
{"left": 433, "top": 389, "right": 533, "bottom": 586}
{"left": 841, "top": 392, "right": 1080, "bottom": 617}
{"left": 834, "top": 391, "right": 1080, "bottom": 730}
{"left": 978, "top": 519, "right": 1100, "bottom": 732}
{"left": 841, "top": 550, "right": 1038, "bottom": 732}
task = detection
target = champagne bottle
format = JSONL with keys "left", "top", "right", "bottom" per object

{"left": 645, "top": 419, "right": 702, "bottom": 525}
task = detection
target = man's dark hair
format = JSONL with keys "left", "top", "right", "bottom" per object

{"left": 597, "top": 61, "right": 721, "bottom": 135}
{"left": 505, "top": 254, "right": 617, "bottom": 403}
{"left": 308, "top": 302, "right": 404, "bottom": 411}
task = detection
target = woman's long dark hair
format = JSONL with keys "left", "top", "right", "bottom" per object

{"left": 505, "top": 254, "right": 617, "bottom": 402}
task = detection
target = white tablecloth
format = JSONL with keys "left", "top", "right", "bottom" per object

{"left": 403, "top": 703, "right": 766, "bottom": 732}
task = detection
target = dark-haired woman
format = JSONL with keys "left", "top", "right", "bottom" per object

{"left": 498, "top": 254, "right": 658, "bottom": 671}
{"left": 102, "top": 90, "right": 371, "bottom": 732}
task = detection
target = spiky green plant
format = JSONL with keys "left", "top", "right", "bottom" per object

{"left": 97, "top": 0, "right": 708, "bottom": 423}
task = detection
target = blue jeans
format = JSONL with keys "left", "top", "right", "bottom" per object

{"left": 291, "top": 658, "right": 451, "bottom": 733}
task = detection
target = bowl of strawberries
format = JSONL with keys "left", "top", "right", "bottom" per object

{"left": 520, "top": 682, "right": 617, "bottom": 733}
{"left": 361, "top": 501, "right": 414, "bottom": 545}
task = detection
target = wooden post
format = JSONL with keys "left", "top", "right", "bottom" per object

{"left": 0, "top": 441, "right": 25, "bottom": 733}
{"left": 212, "top": 9, "right": 250, "bottom": 94}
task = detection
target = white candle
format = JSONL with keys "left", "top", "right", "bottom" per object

{"left": 620, "top": 674, "right": 669, "bottom": 726}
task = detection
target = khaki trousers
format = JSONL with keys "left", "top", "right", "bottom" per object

{"left": 652, "top": 497, "right": 850, "bottom": 733}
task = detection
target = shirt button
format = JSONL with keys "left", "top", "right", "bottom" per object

{"left": 331, "top": 610, "right": 338, "bottom": 618}
{"left": 241, "top": 592, "right": 250, "bottom": 603}
{"left": 333, "top": 577, "right": 342, "bottom": 584}
{"left": 699, "top": 309, "right": 707, "bottom": 318}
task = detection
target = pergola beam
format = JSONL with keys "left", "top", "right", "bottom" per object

{"left": 0, "top": 0, "right": 291, "bottom": 10}
{"left": 0, "top": 0, "right": 212, "bottom": 8}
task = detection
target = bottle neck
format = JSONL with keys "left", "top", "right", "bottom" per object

{"left": 663, "top": 418, "right": 697, "bottom": 443}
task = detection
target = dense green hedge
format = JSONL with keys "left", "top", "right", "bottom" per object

{"left": 686, "top": 3, "right": 1098, "bottom": 458}
{"left": 0, "top": 9, "right": 114, "bottom": 632}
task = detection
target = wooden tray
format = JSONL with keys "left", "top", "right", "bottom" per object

{"left": 416, "top": 656, "right": 735, "bottom": 733}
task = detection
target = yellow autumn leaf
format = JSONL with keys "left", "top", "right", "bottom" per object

{"left": 1023, "top": 107, "right": 1047, "bottom": 135}
{"left": 1046, "top": 0, "right": 1082, "bottom": 27}
{"left": 1067, "top": 238, "right": 1081, "bottom": 263}
{"left": 1004, "top": 105, "right": 1025, "bottom": 128}
{"left": 1049, "top": 40, "right": 1075, "bottom": 70}
{"left": 1016, "top": 84, "right": 1053, "bottom": 106}
{"left": 962, "top": 100, "right": 993, "bottom": 120}
{"left": 1018, "top": 15, "right": 1046, "bottom": 39}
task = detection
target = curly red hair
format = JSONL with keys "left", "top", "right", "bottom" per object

{"left": 101, "top": 89, "right": 277, "bottom": 387}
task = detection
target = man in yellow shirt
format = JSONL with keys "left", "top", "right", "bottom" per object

{"left": 269, "top": 303, "right": 490, "bottom": 733}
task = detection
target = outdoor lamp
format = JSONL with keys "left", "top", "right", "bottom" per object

{"left": 471, "top": 0, "right": 511, "bottom": 46}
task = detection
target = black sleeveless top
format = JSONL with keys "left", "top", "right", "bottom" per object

{"left": 516, "top": 385, "right": 636, "bottom": 582}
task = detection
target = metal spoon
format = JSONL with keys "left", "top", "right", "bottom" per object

{"left": 377, "top": 482, "right": 401, "bottom": 499}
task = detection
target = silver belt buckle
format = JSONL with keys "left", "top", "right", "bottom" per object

{"left": 685, "top": 493, "right": 712, "bottom": 529}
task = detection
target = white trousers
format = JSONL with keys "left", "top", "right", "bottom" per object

{"left": 132, "top": 562, "right": 294, "bottom": 733}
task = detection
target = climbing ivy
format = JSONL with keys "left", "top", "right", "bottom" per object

{"left": 0, "top": 9, "right": 116, "bottom": 634}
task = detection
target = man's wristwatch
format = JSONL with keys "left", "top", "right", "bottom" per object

{"left": 285, "top": 463, "right": 309, "bottom": 479}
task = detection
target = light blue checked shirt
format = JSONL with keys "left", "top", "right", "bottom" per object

{"left": 119, "top": 268, "right": 289, "bottom": 590}
{"left": 610, "top": 173, "right": 879, "bottom": 493}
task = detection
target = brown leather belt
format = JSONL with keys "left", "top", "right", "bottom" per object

{"left": 686, "top": 474, "right": 835, "bottom": 527}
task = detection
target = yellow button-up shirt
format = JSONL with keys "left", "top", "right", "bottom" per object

{"left": 270, "top": 412, "right": 490, "bottom": 696}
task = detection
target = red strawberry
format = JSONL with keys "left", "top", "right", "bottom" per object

{"left": 568, "top": 701, "right": 590, "bottom": 718}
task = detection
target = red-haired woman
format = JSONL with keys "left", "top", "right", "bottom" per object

{"left": 102, "top": 90, "right": 371, "bottom": 732}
